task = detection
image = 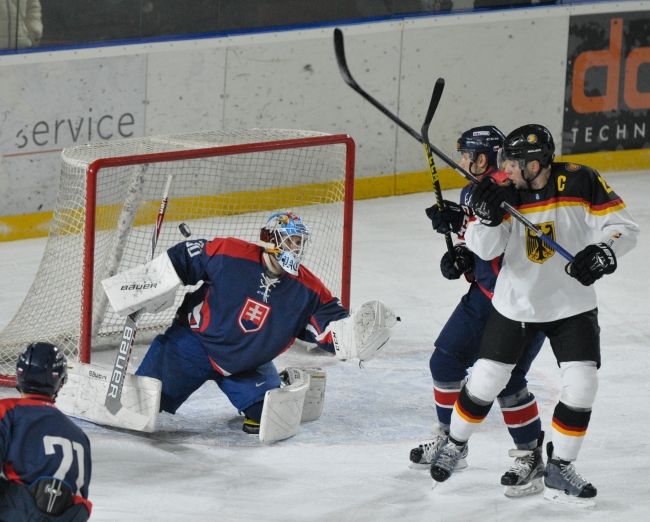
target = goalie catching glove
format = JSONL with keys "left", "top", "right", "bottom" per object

{"left": 328, "top": 300, "right": 399, "bottom": 362}
{"left": 101, "top": 252, "right": 182, "bottom": 316}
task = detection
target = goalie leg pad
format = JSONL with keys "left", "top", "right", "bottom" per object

{"left": 281, "top": 367, "right": 327, "bottom": 422}
{"left": 259, "top": 370, "right": 309, "bottom": 443}
{"left": 57, "top": 362, "right": 161, "bottom": 433}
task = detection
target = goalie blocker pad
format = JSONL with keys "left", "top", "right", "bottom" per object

{"left": 259, "top": 368, "right": 327, "bottom": 443}
{"left": 101, "top": 252, "right": 181, "bottom": 317}
{"left": 57, "top": 362, "right": 161, "bottom": 433}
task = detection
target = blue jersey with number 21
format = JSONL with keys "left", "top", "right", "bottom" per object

{"left": 0, "top": 395, "right": 92, "bottom": 514}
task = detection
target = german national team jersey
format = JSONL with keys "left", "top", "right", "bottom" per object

{"left": 458, "top": 167, "right": 508, "bottom": 297}
{"left": 465, "top": 163, "right": 639, "bottom": 322}
{"left": 0, "top": 395, "right": 92, "bottom": 514}
{"left": 167, "top": 237, "right": 349, "bottom": 375}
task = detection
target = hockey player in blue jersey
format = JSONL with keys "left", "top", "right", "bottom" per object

{"left": 0, "top": 342, "right": 92, "bottom": 521}
{"left": 105, "top": 211, "right": 397, "bottom": 438}
{"left": 410, "top": 126, "right": 547, "bottom": 497}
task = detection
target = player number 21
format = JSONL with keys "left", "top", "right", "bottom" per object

{"left": 43, "top": 436, "right": 85, "bottom": 495}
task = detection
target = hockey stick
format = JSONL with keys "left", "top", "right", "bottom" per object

{"left": 333, "top": 28, "right": 574, "bottom": 262}
{"left": 105, "top": 174, "right": 174, "bottom": 414}
{"left": 421, "top": 78, "right": 454, "bottom": 257}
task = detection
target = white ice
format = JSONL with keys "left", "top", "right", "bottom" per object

{"left": 1, "top": 171, "right": 648, "bottom": 521}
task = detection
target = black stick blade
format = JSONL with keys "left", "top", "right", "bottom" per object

{"left": 422, "top": 78, "right": 446, "bottom": 140}
{"left": 333, "top": 28, "right": 357, "bottom": 89}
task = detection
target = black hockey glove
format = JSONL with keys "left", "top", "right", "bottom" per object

{"left": 440, "top": 244, "right": 474, "bottom": 280}
{"left": 468, "top": 177, "right": 514, "bottom": 227}
{"left": 565, "top": 242, "right": 617, "bottom": 286}
{"left": 425, "top": 201, "right": 471, "bottom": 235}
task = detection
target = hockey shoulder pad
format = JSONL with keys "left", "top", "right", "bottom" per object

{"left": 101, "top": 252, "right": 182, "bottom": 316}
{"left": 329, "top": 300, "right": 398, "bottom": 362}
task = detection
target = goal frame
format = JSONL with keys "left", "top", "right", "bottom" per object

{"left": 79, "top": 134, "right": 355, "bottom": 363}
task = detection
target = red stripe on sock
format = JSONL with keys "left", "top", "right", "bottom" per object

{"left": 501, "top": 400, "right": 539, "bottom": 427}
{"left": 434, "top": 387, "right": 460, "bottom": 407}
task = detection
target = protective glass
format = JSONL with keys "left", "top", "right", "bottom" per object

{"left": 497, "top": 149, "right": 525, "bottom": 171}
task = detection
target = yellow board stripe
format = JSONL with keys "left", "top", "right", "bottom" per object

{"left": 1, "top": 148, "right": 648, "bottom": 242}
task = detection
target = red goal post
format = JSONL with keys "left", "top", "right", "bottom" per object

{"left": 0, "top": 129, "right": 355, "bottom": 385}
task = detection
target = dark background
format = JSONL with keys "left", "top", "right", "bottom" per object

{"left": 4, "top": 0, "right": 564, "bottom": 50}
{"left": 562, "top": 11, "right": 650, "bottom": 153}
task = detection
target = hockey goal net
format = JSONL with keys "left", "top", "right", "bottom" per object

{"left": 0, "top": 129, "right": 355, "bottom": 384}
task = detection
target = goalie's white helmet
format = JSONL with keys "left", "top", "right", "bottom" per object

{"left": 260, "top": 211, "right": 310, "bottom": 275}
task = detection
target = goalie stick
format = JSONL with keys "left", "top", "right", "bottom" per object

{"left": 421, "top": 78, "right": 454, "bottom": 258}
{"left": 333, "top": 28, "right": 574, "bottom": 262}
{"left": 105, "top": 174, "right": 174, "bottom": 414}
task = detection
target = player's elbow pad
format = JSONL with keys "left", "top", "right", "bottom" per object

{"left": 329, "top": 300, "right": 398, "bottom": 362}
{"left": 101, "top": 252, "right": 182, "bottom": 316}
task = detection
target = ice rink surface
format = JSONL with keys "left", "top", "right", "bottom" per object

{"left": 0, "top": 170, "right": 648, "bottom": 521}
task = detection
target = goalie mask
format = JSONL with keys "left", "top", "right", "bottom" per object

{"left": 260, "top": 211, "right": 310, "bottom": 275}
{"left": 16, "top": 342, "right": 67, "bottom": 397}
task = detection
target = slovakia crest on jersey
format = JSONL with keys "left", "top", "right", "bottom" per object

{"left": 238, "top": 297, "right": 271, "bottom": 333}
{"left": 526, "top": 221, "right": 556, "bottom": 264}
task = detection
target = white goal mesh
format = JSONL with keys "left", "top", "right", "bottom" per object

{"left": 0, "top": 129, "right": 354, "bottom": 383}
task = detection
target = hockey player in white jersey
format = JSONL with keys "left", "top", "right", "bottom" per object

{"left": 428, "top": 124, "right": 639, "bottom": 506}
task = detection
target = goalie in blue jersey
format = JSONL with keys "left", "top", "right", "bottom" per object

{"left": 105, "top": 211, "right": 397, "bottom": 440}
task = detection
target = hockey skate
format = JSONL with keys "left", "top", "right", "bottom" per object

{"left": 501, "top": 432, "right": 545, "bottom": 498}
{"left": 409, "top": 427, "right": 468, "bottom": 471}
{"left": 543, "top": 442, "right": 597, "bottom": 507}
{"left": 242, "top": 417, "right": 260, "bottom": 434}
{"left": 429, "top": 439, "right": 468, "bottom": 483}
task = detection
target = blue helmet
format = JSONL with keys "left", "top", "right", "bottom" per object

{"left": 260, "top": 211, "right": 310, "bottom": 275}
{"left": 16, "top": 342, "right": 67, "bottom": 397}
{"left": 456, "top": 125, "right": 505, "bottom": 168}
